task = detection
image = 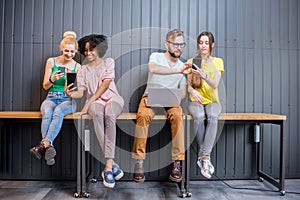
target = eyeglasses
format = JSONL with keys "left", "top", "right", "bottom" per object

{"left": 167, "top": 41, "right": 186, "bottom": 48}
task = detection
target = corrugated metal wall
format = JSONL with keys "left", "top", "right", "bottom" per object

{"left": 0, "top": 0, "right": 299, "bottom": 180}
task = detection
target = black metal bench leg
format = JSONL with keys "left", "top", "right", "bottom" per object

{"left": 179, "top": 115, "right": 192, "bottom": 198}
{"left": 74, "top": 118, "right": 82, "bottom": 198}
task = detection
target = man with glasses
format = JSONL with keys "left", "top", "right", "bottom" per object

{"left": 132, "top": 29, "right": 190, "bottom": 183}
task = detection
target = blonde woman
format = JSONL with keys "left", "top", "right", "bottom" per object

{"left": 30, "top": 31, "right": 81, "bottom": 166}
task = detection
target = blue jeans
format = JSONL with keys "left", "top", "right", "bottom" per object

{"left": 40, "top": 92, "right": 76, "bottom": 144}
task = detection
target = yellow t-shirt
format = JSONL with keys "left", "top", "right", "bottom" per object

{"left": 189, "top": 57, "right": 224, "bottom": 104}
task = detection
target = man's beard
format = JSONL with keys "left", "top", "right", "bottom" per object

{"left": 168, "top": 50, "right": 181, "bottom": 58}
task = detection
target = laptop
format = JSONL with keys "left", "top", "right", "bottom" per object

{"left": 145, "top": 87, "right": 183, "bottom": 107}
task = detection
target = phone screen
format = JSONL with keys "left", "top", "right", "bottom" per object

{"left": 67, "top": 73, "right": 77, "bottom": 90}
{"left": 192, "top": 58, "right": 201, "bottom": 70}
{"left": 58, "top": 66, "right": 65, "bottom": 74}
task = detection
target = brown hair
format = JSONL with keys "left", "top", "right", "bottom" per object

{"left": 190, "top": 31, "right": 215, "bottom": 89}
{"left": 197, "top": 31, "right": 215, "bottom": 54}
{"left": 188, "top": 70, "right": 202, "bottom": 89}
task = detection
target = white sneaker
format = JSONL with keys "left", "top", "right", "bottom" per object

{"left": 197, "top": 157, "right": 212, "bottom": 179}
{"left": 207, "top": 159, "right": 215, "bottom": 175}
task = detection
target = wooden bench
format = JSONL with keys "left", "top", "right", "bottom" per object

{"left": 0, "top": 111, "right": 285, "bottom": 122}
{"left": 0, "top": 111, "right": 191, "bottom": 197}
{"left": 0, "top": 111, "right": 287, "bottom": 196}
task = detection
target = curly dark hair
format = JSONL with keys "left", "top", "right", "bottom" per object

{"left": 78, "top": 34, "right": 108, "bottom": 58}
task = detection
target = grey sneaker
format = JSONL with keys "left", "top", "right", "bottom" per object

{"left": 44, "top": 146, "right": 56, "bottom": 166}
{"left": 197, "top": 157, "right": 212, "bottom": 179}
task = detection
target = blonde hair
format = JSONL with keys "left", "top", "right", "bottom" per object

{"left": 166, "top": 29, "right": 184, "bottom": 42}
{"left": 60, "top": 31, "right": 78, "bottom": 50}
{"left": 63, "top": 31, "right": 77, "bottom": 38}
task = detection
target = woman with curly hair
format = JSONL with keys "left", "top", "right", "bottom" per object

{"left": 66, "top": 34, "right": 124, "bottom": 188}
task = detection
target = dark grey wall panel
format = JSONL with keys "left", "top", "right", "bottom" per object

{"left": 0, "top": 0, "right": 299, "bottom": 180}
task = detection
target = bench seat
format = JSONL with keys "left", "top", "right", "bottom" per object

{"left": 0, "top": 111, "right": 286, "bottom": 121}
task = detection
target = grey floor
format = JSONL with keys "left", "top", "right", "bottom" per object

{"left": 0, "top": 179, "right": 300, "bottom": 200}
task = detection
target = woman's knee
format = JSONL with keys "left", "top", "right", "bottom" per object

{"left": 41, "top": 102, "right": 54, "bottom": 114}
{"left": 190, "top": 112, "right": 204, "bottom": 123}
{"left": 104, "top": 113, "right": 117, "bottom": 123}
{"left": 207, "top": 115, "right": 219, "bottom": 123}
{"left": 52, "top": 107, "right": 65, "bottom": 118}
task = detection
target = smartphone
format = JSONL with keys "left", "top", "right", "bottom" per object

{"left": 192, "top": 58, "right": 202, "bottom": 70}
{"left": 67, "top": 73, "right": 77, "bottom": 90}
{"left": 58, "top": 66, "right": 66, "bottom": 74}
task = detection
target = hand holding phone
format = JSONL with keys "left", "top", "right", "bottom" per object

{"left": 192, "top": 58, "right": 201, "bottom": 70}
{"left": 58, "top": 66, "right": 66, "bottom": 74}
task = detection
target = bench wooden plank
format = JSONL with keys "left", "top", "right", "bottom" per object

{"left": 82, "top": 113, "right": 173, "bottom": 120}
{"left": 0, "top": 111, "right": 80, "bottom": 119}
{"left": 218, "top": 113, "right": 286, "bottom": 121}
{"left": 0, "top": 111, "right": 286, "bottom": 121}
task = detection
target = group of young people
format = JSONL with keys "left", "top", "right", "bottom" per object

{"left": 29, "top": 29, "right": 224, "bottom": 188}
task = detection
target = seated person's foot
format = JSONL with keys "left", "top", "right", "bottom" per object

{"left": 169, "top": 161, "right": 182, "bottom": 182}
{"left": 44, "top": 146, "right": 56, "bottom": 166}
{"left": 30, "top": 142, "right": 46, "bottom": 159}
{"left": 112, "top": 163, "right": 124, "bottom": 180}
{"left": 208, "top": 159, "right": 215, "bottom": 175}
{"left": 102, "top": 171, "right": 115, "bottom": 188}
{"left": 197, "top": 157, "right": 212, "bottom": 179}
{"left": 133, "top": 161, "right": 145, "bottom": 182}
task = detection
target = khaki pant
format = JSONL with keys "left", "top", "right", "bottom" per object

{"left": 132, "top": 94, "right": 185, "bottom": 161}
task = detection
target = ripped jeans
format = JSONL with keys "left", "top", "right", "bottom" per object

{"left": 40, "top": 92, "right": 76, "bottom": 145}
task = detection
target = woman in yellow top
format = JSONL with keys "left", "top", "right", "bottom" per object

{"left": 187, "top": 31, "right": 224, "bottom": 179}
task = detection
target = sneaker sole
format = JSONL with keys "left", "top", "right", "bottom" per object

{"left": 45, "top": 147, "right": 56, "bottom": 166}
{"left": 133, "top": 175, "right": 145, "bottom": 183}
{"left": 102, "top": 172, "right": 115, "bottom": 188}
{"left": 209, "top": 165, "right": 215, "bottom": 175}
{"left": 169, "top": 175, "right": 182, "bottom": 182}
{"left": 114, "top": 171, "right": 124, "bottom": 181}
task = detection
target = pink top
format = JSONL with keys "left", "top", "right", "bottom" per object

{"left": 77, "top": 58, "right": 124, "bottom": 107}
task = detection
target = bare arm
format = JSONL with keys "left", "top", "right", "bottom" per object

{"left": 42, "top": 58, "right": 64, "bottom": 90}
{"left": 42, "top": 58, "right": 56, "bottom": 90}
{"left": 205, "top": 70, "right": 221, "bottom": 89}
{"left": 193, "top": 69, "right": 222, "bottom": 89}
{"left": 65, "top": 86, "right": 84, "bottom": 99}
{"left": 187, "top": 74, "right": 204, "bottom": 104}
